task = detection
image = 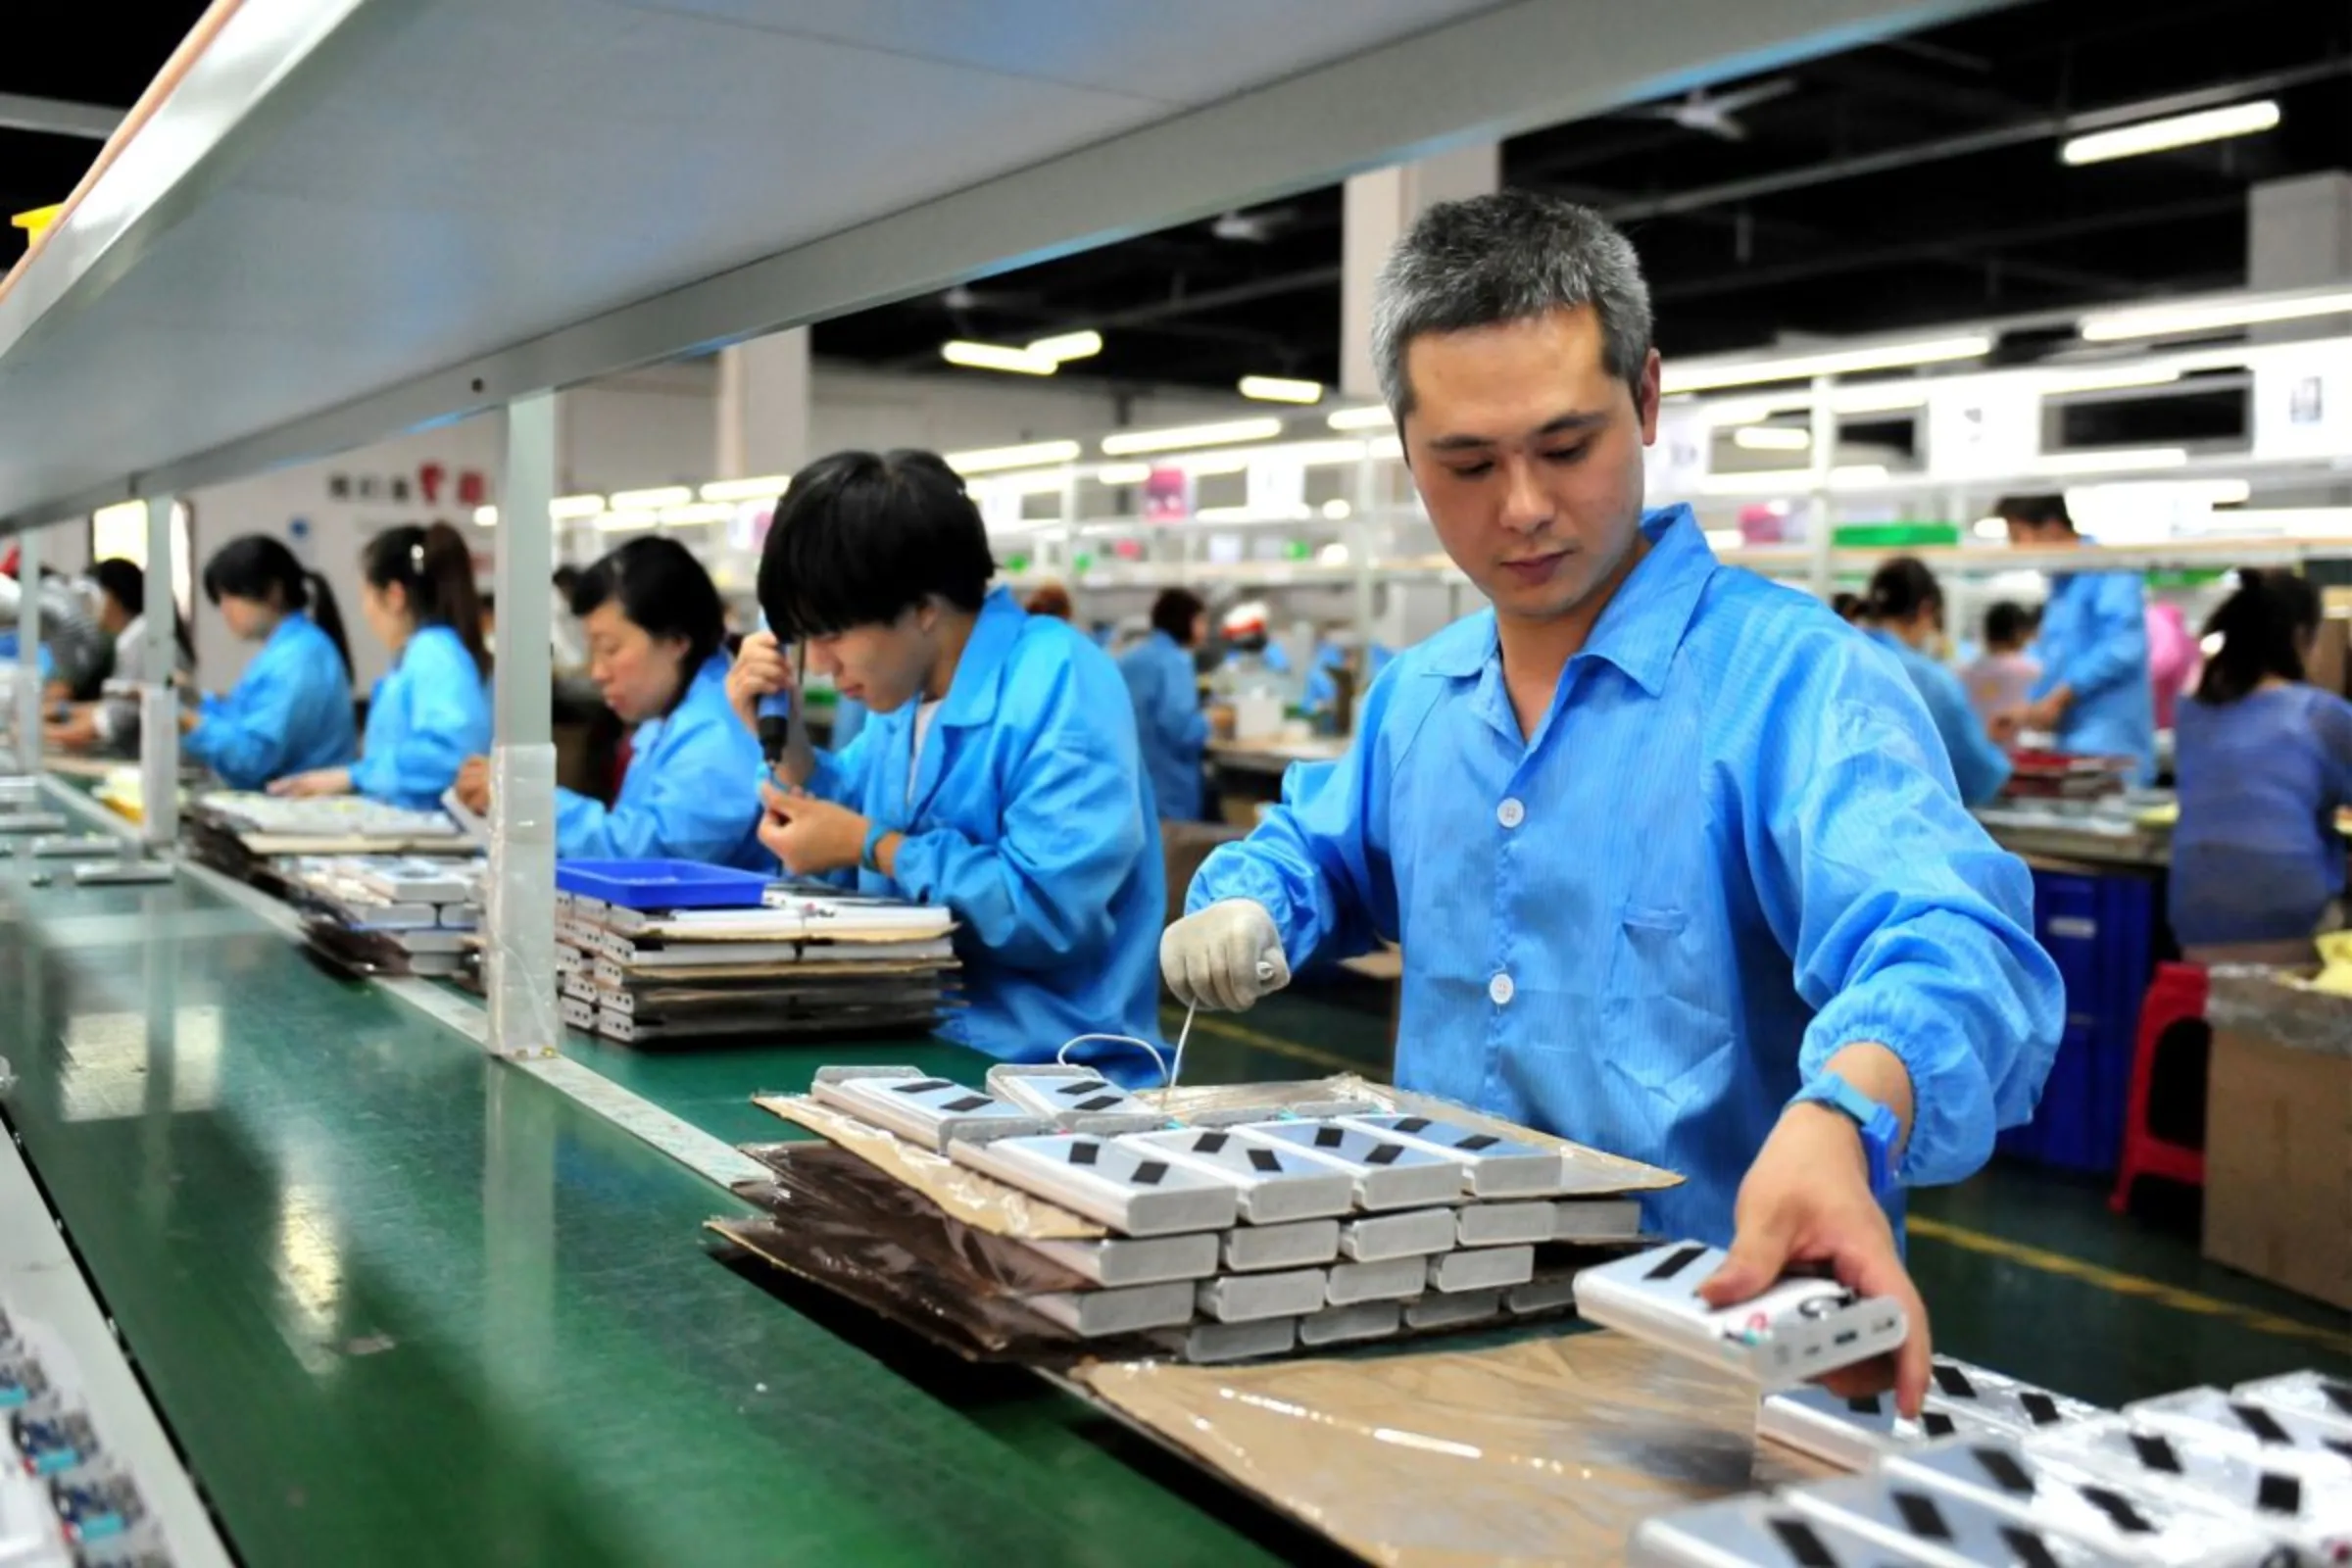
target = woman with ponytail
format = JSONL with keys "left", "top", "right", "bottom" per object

{"left": 1856, "top": 556, "right": 2013, "bottom": 806}
{"left": 271, "top": 522, "right": 492, "bottom": 807}
{"left": 2170, "top": 569, "right": 2352, "bottom": 959}
{"left": 183, "top": 534, "right": 359, "bottom": 789}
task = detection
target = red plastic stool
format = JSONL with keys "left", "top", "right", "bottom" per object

{"left": 2109, "top": 962, "right": 2210, "bottom": 1212}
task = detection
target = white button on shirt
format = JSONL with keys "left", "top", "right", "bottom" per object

{"left": 1488, "top": 972, "right": 1515, "bottom": 1006}
{"left": 1496, "top": 797, "right": 1526, "bottom": 829}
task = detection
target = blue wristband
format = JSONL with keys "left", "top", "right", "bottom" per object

{"left": 860, "top": 820, "right": 891, "bottom": 874}
{"left": 1790, "top": 1071, "right": 1901, "bottom": 1201}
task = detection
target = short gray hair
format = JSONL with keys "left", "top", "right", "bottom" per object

{"left": 1371, "top": 190, "right": 1653, "bottom": 417}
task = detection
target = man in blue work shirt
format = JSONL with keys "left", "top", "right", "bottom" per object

{"left": 1160, "top": 192, "right": 2061, "bottom": 1416}
{"left": 1993, "top": 494, "right": 2157, "bottom": 782}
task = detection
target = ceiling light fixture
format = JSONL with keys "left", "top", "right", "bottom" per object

{"left": 593, "top": 509, "right": 660, "bottom": 532}
{"left": 2060, "top": 100, "right": 2279, "bottom": 166}
{"left": 1326, "top": 406, "right": 1395, "bottom": 431}
{"left": 942, "top": 340, "right": 1058, "bottom": 375}
{"left": 2079, "top": 289, "right": 2352, "bottom": 342}
{"left": 1321, "top": 499, "right": 1353, "bottom": 520}
{"left": 472, "top": 506, "right": 499, "bottom": 526}
{"left": 550, "top": 494, "right": 607, "bottom": 519}
{"left": 698, "top": 475, "right": 790, "bottom": 504}
{"left": 2035, "top": 366, "right": 2184, "bottom": 395}
{"left": 609, "top": 485, "right": 693, "bottom": 511}
{"left": 660, "top": 502, "right": 738, "bottom": 526}
{"left": 1197, "top": 503, "right": 1312, "bottom": 523}
{"left": 1239, "top": 375, "right": 1325, "bottom": 405}
{"left": 2032, "top": 447, "right": 2190, "bottom": 475}
{"left": 945, "top": 440, "right": 1082, "bottom": 474}
{"left": 1731, "top": 425, "right": 1812, "bottom": 452}
{"left": 1093, "top": 463, "right": 1153, "bottom": 485}
{"left": 1101, "top": 417, "right": 1286, "bottom": 456}
{"left": 1026, "top": 330, "right": 1102, "bottom": 363}
{"left": 1663, "top": 334, "right": 1992, "bottom": 394}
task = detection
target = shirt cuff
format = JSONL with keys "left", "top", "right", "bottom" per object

{"left": 1797, "top": 1008, "right": 1993, "bottom": 1189}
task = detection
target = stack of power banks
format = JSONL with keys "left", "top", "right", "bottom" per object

{"left": 802, "top": 1064, "right": 1655, "bottom": 1360}
{"left": 282, "top": 854, "right": 486, "bottom": 977}
{"left": 1633, "top": 1364, "right": 2352, "bottom": 1565}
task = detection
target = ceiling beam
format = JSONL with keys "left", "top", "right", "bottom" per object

{"left": 0, "top": 93, "right": 123, "bottom": 141}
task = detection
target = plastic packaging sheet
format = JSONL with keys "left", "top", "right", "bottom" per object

{"left": 754, "top": 1096, "right": 1106, "bottom": 1240}
{"left": 487, "top": 742, "right": 560, "bottom": 1059}
{"left": 1076, "top": 1330, "right": 1831, "bottom": 1567}
{"left": 2207, "top": 962, "right": 2352, "bottom": 1056}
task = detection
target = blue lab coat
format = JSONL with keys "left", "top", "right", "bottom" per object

{"left": 349, "top": 625, "right": 492, "bottom": 809}
{"left": 1863, "top": 629, "right": 2013, "bottom": 808}
{"left": 808, "top": 588, "right": 1165, "bottom": 1073}
{"left": 557, "top": 655, "right": 768, "bottom": 869}
{"left": 183, "top": 611, "right": 358, "bottom": 789}
{"left": 1118, "top": 629, "right": 1208, "bottom": 822}
{"left": 2031, "top": 564, "right": 2155, "bottom": 782}
{"left": 2171, "top": 685, "right": 2352, "bottom": 947}
{"left": 1191, "top": 508, "right": 2063, "bottom": 1244}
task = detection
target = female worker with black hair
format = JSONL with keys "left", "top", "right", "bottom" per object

{"left": 1858, "top": 557, "right": 2012, "bottom": 807}
{"left": 271, "top": 522, "right": 492, "bottom": 806}
{"left": 726, "top": 448, "right": 1164, "bottom": 1069}
{"left": 1118, "top": 586, "right": 1210, "bottom": 821}
{"left": 453, "top": 538, "right": 765, "bottom": 867}
{"left": 2171, "top": 570, "right": 2352, "bottom": 961}
{"left": 182, "top": 535, "right": 359, "bottom": 789}
{"left": 44, "top": 558, "right": 195, "bottom": 757}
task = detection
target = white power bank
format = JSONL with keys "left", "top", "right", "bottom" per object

{"left": 1758, "top": 1384, "right": 2011, "bottom": 1471}
{"left": 1124, "top": 1127, "right": 1356, "bottom": 1224}
{"left": 1632, "top": 1493, "right": 1923, "bottom": 1568}
{"left": 1572, "top": 1241, "right": 1907, "bottom": 1389}
{"left": 1232, "top": 1120, "right": 1464, "bottom": 1211}
{"left": 1454, "top": 1200, "right": 1556, "bottom": 1248}
{"left": 2031, "top": 1417, "right": 2352, "bottom": 1562}
{"left": 1339, "top": 1208, "right": 1459, "bottom": 1262}
{"left": 1326, "top": 1256, "right": 1429, "bottom": 1306}
{"left": 1298, "top": 1301, "right": 1402, "bottom": 1348}
{"left": 1334, "top": 1113, "right": 1567, "bottom": 1198}
{"left": 1026, "top": 1283, "right": 1196, "bottom": 1339}
{"left": 810, "top": 1067, "right": 1053, "bottom": 1152}
{"left": 1026, "top": 1233, "right": 1220, "bottom": 1289}
{"left": 983, "top": 1064, "right": 1167, "bottom": 1134}
{"left": 950, "top": 1130, "right": 1239, "bottom": 1236}
{"left": 2124, "top": 1387, "right": 2352, "bottom": 1474}
{"left": 1223, "top": 1219, "right": 1342, "bottom": 1273}
{"left": 2232, "top": 1370, "right": 2352, "bottom": 1441}
{"left": 1197, "top": 1269, "right": 1329, "bottom": 1324}
{"left": 1925, "top": 1359, "right": 2105, "bottom": 1438}
{"left": 1786, "top": 1472, "right": 2128, "bottom": 1568}
{"left": 1430, "top": 1246, "right": 1534, "bottom": 1294}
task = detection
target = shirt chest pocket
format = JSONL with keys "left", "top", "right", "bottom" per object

{"left": 1600, "top": 897, "right": 1738, "bottom": 1100}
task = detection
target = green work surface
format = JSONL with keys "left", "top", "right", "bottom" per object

{"left": 0, "top": 858, "right": 1288, "bottom": 1568}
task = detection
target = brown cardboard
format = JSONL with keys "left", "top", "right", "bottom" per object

{"left": 2201, "top": 1026, "right": 2352, "bottom": 1310}
{"left": 1159, "top": 819, "right": 1244, "bottom": 925}
{"left": 2307, "top": 608, "right": 2348, "bottom": 702}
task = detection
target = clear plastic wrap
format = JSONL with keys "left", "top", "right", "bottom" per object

{"left": 1076, "top": 1330, "right": 1833, "bottom": 1565}
{"left": 486, "top": 742, "right": 560, "bottom": 1059}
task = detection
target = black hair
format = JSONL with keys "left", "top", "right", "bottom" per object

{"left": 1830, "top": 592, "right": 1865, "bottom": 624}
{"left": 202, "top": 534, "right": 352, "bottom": 677}
{"left": 1152, "top": 588, "right": 1207, "bottom": 646}
{"left": 552, "top": 565, "right": 581, "bottom": 597}
{"left": 571, "top": 537, "right": 728, "bottom": 703}
{"left": 1983, "top": 600, "right": 2032, "bottom": 651}
{"left": 2196, "top": 569, "right": 2322, "bottom": 706}
{"left": 1864, "top": 556, "right": 1944, "bottom": 626}
{"left": 757, "top": 449, "right": 996, "bottom": 641}
{"left": 92, "top": 557, "right": 194, "bottom": 663}
{"left": 1993, "top": 493, "right": 2074, "bottom": 531}
{"left": 364, "top": 521, "right": 489, "bottom": 675}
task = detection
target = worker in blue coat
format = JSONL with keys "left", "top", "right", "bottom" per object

{"left": 272, "top": 523, "right": 491, "bottom": 808}
{"left": 1856, "top": 558, "right": 2012, "bottom": 807}
{"left": 1118, "top": 587, "right": 1210, "bottom": 821}
{"left": 727, "top": 449, "right": 1165, "bottom": 1073}
{"left": 182, "top": 535, "right": 359, "bottom": 789}
{"left": 1161, "top": 194, "right": 2060, "bottom": 1416}
{"left": 455, "top": 538, "right": 765, "bottom": 868}
{"left": 1993, "top": 495, "right": 2155, "bottom": 782}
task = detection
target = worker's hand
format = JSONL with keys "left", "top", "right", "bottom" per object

{"left": 43, "top": 706, "right": 99, "bottom": 752}
{"left": 454, "top": 756, "right": 492, "bottom": 814}
{"left": 727, "top": 631, "right": 795, "bottom": 735}
{"left": 1699, "top": 1102, "right": 1932, "bottom": 1417}
{"left": 268, "top": 766, "right": 353, "bottom": 800}
{"left": 1986, "top": 709, "right": 2024, "bottom": 746}
{"left": 757, "top": 779, "right": 867, "bottom": 876}
{"left": 2019, "top": 689, "right": 2070, "bottom": 734}
{"left": 1159, "top": 900, "right": 1291, "bottom": 1011}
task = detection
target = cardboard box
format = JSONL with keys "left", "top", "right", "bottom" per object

{"left": 2202, "top": 1021, "right": 2352, "bottom": 1310}
{"left": 1159, "top": 820, "right": 1245, "bottom": 927}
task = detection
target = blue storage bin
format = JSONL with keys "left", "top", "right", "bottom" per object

{"left": 554, "top": 858, "right": 771, "bottom": 910}
{"left": 1995, "top": 868, "right": 2157, "bottom": 1173}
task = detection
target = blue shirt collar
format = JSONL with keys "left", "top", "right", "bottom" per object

{"left": 1423, "top": 505, "right": 1716, "bottom": 697}
{"left": 938, "top": 587, "right": 1027, "bottom": 729}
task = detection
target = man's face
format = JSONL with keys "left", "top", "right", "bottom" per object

{"left": 805, "top": 606, "right": 935, "bottom": 714}
{"left": 2004, "top": 515, "right": 2067, "bottom": 548}
{"left": 1398, "top": 306, "right": 1660, "bottom": 625}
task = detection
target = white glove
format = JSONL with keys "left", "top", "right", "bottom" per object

{"left": 1160, "top": 900, "right": 1291, "bottom": 1012}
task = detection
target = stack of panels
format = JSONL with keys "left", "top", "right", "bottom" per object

{"left": 557, "top": 893, "right": 959, "bottom": 1047}
{"left": 1633, "top": 1364, "right": 2352, "bottom": 1564}
{"left": 281, "top": 855, "right": 486, "bottom": 978}
{"left": 726, "top": 1066, "right": 1662, "bottom": 1365}
{"left": 184, "top": 792, "right": 472, "bottom": 890}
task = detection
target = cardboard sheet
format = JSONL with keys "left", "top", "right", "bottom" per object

{"left": 1077, "top": 1330, "right": 1832, "bottom": 1567}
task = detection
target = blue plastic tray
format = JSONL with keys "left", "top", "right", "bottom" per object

{"left": 554, "top": 858, "right": 772, "bottom": 911}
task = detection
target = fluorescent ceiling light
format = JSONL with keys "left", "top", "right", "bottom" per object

{"left": 2033, "top": 447, "right": 2189, "bottom": 475}
{"left": 2070, "top": 477, "right": 2250, "bottom": 506}
{"left": 594, "top": 509, "right": 660, "bottom": 532}
{"left": 1317, "top": 542, "right": 1350, "bottom": 566}
{"left": 942, "top": 340, "right": 1057, "bottom": 375}
{"left": 660, "top": 502, "right": 737, "bottom": 525}
{"left": 1663, "top": 334, "right": 1991, "bottom": 394}
{"left": 1198, "top": 503, "right": 1312, "bottom": 523}
{"left": 1093, "top": 463, "right": 1153, "bottom": 485}
{"left": 1731, "top": 425, "right": 1811, "bottom": 451}
{"left": 609, "top": 485, "right": 693, "bottom": 511}
{"left": 1703, "top": 528, "right": 1746, "bottom": 553}
{"left": 1280, "top": 439, "right": 1370, "bottom": 467}
{"left": 1973, "top": 516, "right": 2009, "bottom": 540}
{"left": 551, "top": 493, "right": 607, "bottom": 519}
{"left": 1321, "top": 499, "right": 1353, "bottom": 520}
{"left": 1174, "top": 452, "right": 1253, "bottom": 476}
{"left": 2036, "top": 366, "right": 2182, "bottom": 395}
{"left": 1239, "top": 375, "right": 1324, "bottom": 405}
{"left": 1367, "top": 435, "right": 1403, "bottom": 463}
{"left": 1830, "top": 464, "right": 1890, "bottom": 488}
{"left": 2080, "top": 290, "right": 2352, "bottom": 341}
{"left": 2195, "top": 507, "right": 2352, "bottom": 539}
{"left": 2061, "top": 100, "right": 2278, "bottom": 166}
{"left": 1327, "top": 406, "right": 1395, "bottom": 431}
{"left": 1026, "top": 330, "right": 1102, "bottom": 363}
{"left": 946, "top": 439, "right": 1081, "bottom": 475}
{"left": 699, "top": 475, "right": 789, "bottom": 504}
{"left": 1101, "top": 417, "right": 1286, "bottom": 456}
{"left": 1697, "top": 464, "right": 1891, "bottom": 496}
{"left": 472, "top": 506, "right": 498, "bottom": 526}
{"left": 968, "top": 469, "right": 1068, "bottom": 496}
{"left": 1704, "top": 385, "right": 1928, "bottom": 424}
